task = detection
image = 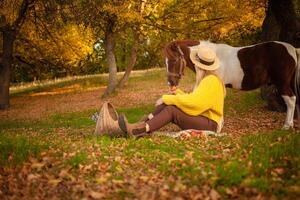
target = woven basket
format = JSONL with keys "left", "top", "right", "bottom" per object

{"left": 94, "top": 102, "right": 125, "bottom": 137}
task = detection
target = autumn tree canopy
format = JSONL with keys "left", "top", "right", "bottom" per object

{"left": 1, "top": 0, "right": 268, "bottom": 108}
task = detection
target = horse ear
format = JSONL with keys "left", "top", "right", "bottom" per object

{"left": 176, "top": 45, "right": 184, "bottom": 56}
{"left": 171, "top": 41, "right": 185, "bottom": 56}
{"left": 170, "top": 42, "right": 178, "bottom": 51}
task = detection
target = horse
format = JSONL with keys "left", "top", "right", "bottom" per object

{"left": 163, "top": 40, "right": 300, "bottom": 130}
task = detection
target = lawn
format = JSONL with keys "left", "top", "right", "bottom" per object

{"left": 0, "top": 69, "right": 299, "bottom": 199}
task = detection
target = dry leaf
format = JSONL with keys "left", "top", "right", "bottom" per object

{"left": 209, "top": 189, "right": 221, "bottom": 200}
{"left": 27, "top": 173, "right": 40, "bottom": 181}
{"left": 31, "top": 162, "right": 45, "bottom": 170}
{"left": 48, "top": 179, "right": 62, "bottom": 186}
{"left": 89, "top": 191, "right": 104, "bottom": 199}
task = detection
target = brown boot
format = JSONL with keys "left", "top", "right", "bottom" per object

{"left": 118, "top": 114, "right": 147, "bottom": 137}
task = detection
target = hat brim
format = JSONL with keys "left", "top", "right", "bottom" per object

{"left": 190, "top": 49, "right": 220, "bottom": 71}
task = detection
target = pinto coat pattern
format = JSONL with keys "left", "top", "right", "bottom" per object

{"left": 163, "top": 40, "right": 300, "bottom": 130}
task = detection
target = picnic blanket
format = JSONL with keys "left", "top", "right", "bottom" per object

{"left": 155, "top": 129, "right": 226, "bottom": 139}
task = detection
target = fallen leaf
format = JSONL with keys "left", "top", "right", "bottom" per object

{"left": 89, "top": 190, "right": 104, "bottom": 199}
{"left": 209, "top": 189, "right": 221, "bottom": 200}
{"left": 96, "top": 176, "right": 108, "bottom": 184}
{"left": 59, "top": 169, "right": 76, "bottom": 181}
{"left": 139, "top": 176, "right": 149, "bottom": 182}
{"left": 27, "top": 173, "right": 40, "bottom": 181}
{"left": 273, "top": 168, "right": 284, "bottom": 175}
{"left": 31, "top": 162, "right": 45, "bottom": 170}
{"left": 48, "top": 179, "right": 62, "bottom": 186}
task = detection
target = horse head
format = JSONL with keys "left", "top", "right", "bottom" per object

{"left": 163, "top": 40, "right": 199, "bottom": 87}
{"left": 164, "top": 42, "right": 186, "bottom": 87}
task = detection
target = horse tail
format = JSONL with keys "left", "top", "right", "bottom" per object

{"left": 294, "top": 48, "right": 300, "bottom": 121}
{"left": 295, "top": 49, "right": 300, "bottom": 96}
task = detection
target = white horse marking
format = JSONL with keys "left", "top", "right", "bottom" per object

{"left": 282, "top": 95, "right": 296, "bottom": 130}
{"left": 191, "top": 41, "right": 245, "bottom": 89}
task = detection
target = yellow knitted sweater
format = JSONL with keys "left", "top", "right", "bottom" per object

{"left": 162, "top": 75, "right": 224, "bottom": 124}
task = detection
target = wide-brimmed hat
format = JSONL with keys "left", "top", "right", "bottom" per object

{"left": 190, "top": 47, "right": 220, "bottom": 71}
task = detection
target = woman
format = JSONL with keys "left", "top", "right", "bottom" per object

{"left": 118, "top": 47, "right": 225, "bottom": 137}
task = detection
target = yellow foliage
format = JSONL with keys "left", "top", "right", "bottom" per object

{"left": 0, "top": 0, "right": 23, "bottom": 25}
{"left": 19, "top": 22, "right": 95, "bottom": 66}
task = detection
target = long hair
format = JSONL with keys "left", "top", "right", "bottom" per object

{"left": 203, "top": 69, "right": 226, "bottom": 97}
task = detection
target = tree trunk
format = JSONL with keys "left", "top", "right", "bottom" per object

{"left": 0, "top": 0, "right": 33, "bottom": 109}
{"left": 102, "top": 21, "right": 118, "bottom": 98}
{"left": 271, "top": 0, "right": 300, "bottom": 46}
{"left": 0, "top": 27, "right": 16, "bottom": 109}
{"left": 117, "top": 32, "right": 138, "bottom": 88}
{"left": 261, "top": 0, "right": 300, "bottom": 112}
{"left": 261, "top": 3, "right": 280, "bottom": 41}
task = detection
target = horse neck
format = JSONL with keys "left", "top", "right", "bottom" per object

{"left": 183, "top": 53, "right": 195, "bottom": 72}
{"left": 198, "top": 41, "right": 239, "bottom": 84}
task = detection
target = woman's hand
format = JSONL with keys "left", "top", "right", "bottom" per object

{"left": 169, "top": 86, "right": 177, "bottom": 94}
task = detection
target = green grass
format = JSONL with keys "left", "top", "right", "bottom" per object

{"left": 2, "top": 70, "right": 300, "bottom": 199}
{"left": 242, "top": 130, "right": 300, "bottom": 178}
{"left": 85, "top": 130, "right": 299, "bottom": 195}
{"left": 245, "top": 177, "right": 270, "bottom": 192}
{"left": 10, "top": 69, "right": 165, "bottom": 97}
{"left": 0, "top": 105, "right": 154, "bottom": 131}
{"left": 225, "top": 89, "right": 265, "bottom": 114}
{"left": 216, "top": 160, "right": 248, "bottom": 186}
{"left": 117, "top": 105, "right": 154, "bottom": 123}
{"left": 10, "top": 75, "right": 107, "bottom": 96}
{"left": 66, "top": 151, "right": 88, "bottom": 168}
{"left": 0, "top": 134, "right": 48, "bottom": 166}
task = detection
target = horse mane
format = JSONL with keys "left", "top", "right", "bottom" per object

{"left": 163, "top": 40, "right": 200, "bottom": 60}
{"left": 163, "top": 41, "right": 179, "bottom": 59}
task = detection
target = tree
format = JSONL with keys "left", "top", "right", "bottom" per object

{"left": 261, "top": 0, "right": 300, "bottom": 112}
{"left": 70, "top": 0, "right": 155, "bottom": 97}
{"left": 0, "top": 0, "right": 35, "bottom": 109}
{"left": 117, "top": 0, "right": 147, "bottom": 88}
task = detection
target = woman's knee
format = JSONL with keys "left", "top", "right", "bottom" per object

{"left": 164, "top": 105, "right": 178, "bottom": 113}
{"left": 164, "top": 105, "right": 182, "bottom": 119}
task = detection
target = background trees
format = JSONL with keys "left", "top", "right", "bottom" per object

{"left": 3, "top": 0, "right": 296, "bottom": 110}
{"left": 0, "top": 0, "right": 35, "bottom": 109}
{"left": 261, "top": 0, "right": 300, "bottom": 111}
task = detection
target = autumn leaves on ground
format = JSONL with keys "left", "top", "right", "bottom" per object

{"left": 0, "top": 69, "right": 299, "bottom": 200}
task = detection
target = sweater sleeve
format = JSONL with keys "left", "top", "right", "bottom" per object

{"left": 162, "top": 76, "right": 220, "bottom": 115}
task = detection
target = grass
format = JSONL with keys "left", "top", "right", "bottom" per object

{"left": 66, "top": 151, "right": 88, "bottom": 168}
{"left": 1, "top": 69, "right": 299, "bottom": 199}
{"left": 224, "top": 89, "right": 265, "bottom": 114}
{"left": 0, "top": 134, "right": 48, "bottom": 166}
{"left": 242, "top": 130, "right": 300, "bottom": 178}
{"left": 10, "top": 74, "right": 106, "bottom": 96}
{"left": 0, "top": 105, "right": 154, "bottom": 131}
{"left": 216, "top": 160, "right": 248, "bottom": 186}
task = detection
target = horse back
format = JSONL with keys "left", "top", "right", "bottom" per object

{"left": 237, "top": 41, "right": 297, "bottom": 90}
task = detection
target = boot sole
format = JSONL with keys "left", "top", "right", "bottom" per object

{"left": 118, "top": 114, "right": 128, "bottom": 134}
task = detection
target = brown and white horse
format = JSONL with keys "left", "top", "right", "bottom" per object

{"left": 163, "top": 40, "right": 300, "bottom": 130}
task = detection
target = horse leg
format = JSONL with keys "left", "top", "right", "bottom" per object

{"left": 281, "top": 95, "right": 296, "bottom": 130}
{"left": 295, "top": 104, "right": 300, "bottom": 128}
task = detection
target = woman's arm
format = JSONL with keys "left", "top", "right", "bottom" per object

{"left": 162, "top": 76, "right": 223, "bottom": 115}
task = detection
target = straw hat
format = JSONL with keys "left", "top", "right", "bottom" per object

{"left": 190, "top": 47, "right": 220, "bottom": 71}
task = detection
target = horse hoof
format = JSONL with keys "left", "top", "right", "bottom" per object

{"left": 281, "top": 125, "right": 293, "bottom": 130}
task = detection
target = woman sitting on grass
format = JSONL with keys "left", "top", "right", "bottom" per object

{"left": 118, "top": 47, "right": 225, "bottom": 137}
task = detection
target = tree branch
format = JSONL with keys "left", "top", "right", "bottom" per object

{"left": 13, "top": 0, "right": 35, "bottom": 31}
